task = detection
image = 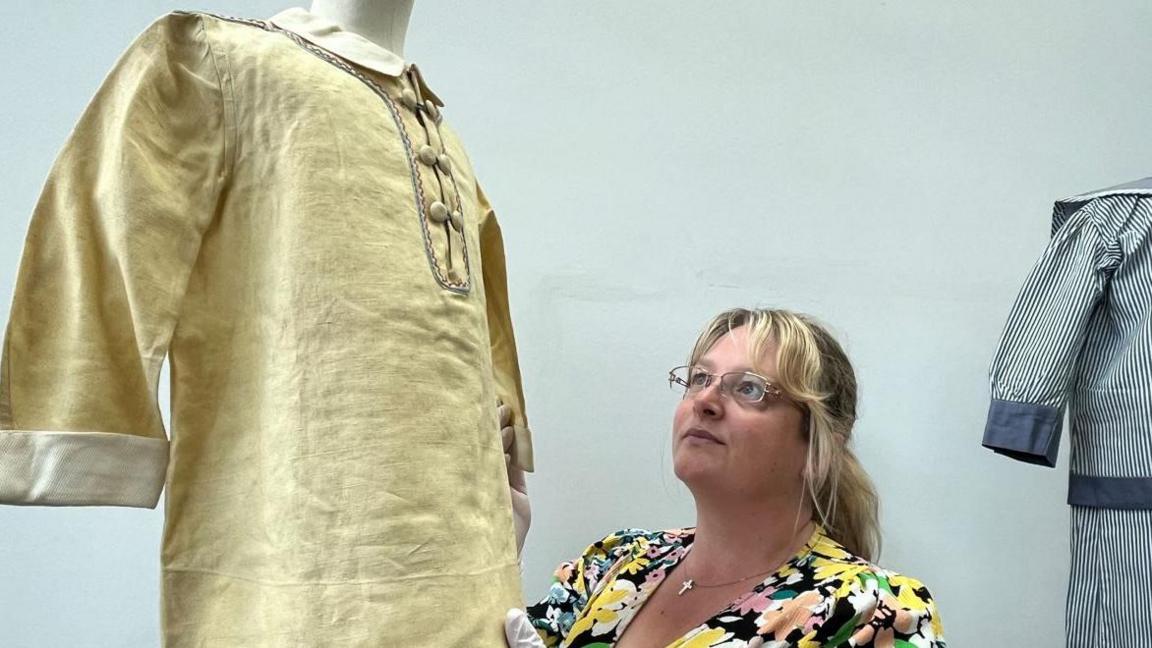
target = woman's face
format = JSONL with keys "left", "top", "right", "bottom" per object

{"left": 672, "top": 326, "right": 810, "bottom": 502}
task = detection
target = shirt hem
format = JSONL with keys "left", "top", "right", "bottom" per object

{"left": 1069, "top": 474, "right": 1152, "bottom": 509}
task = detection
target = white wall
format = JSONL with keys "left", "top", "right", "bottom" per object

{"left": 2, "top": 1, "right": 1150, "bottom": 646}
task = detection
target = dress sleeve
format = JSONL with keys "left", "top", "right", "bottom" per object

{"left": 837, "top": 572, "right": 947, "bottom": 648}
{"left": 0, "top": 12, "right": 228, "bottom": 508}
{"left": 476, "top": 183, "right": 533, "bottom": 472}
{"left": 525, "top": 529, "right": 646, "bottom": 646}
{"left": 983, "top": 196, "right": 1133, "bottom": 467}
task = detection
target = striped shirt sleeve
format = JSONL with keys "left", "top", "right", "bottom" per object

{"left": 984, "top": 198, "right": 1128, "bottom": 467}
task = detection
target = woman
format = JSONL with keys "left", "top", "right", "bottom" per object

{"left": 504, "top": 308, "right": 945, "bottom": 647}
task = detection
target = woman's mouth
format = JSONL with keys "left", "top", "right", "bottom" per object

{"left": 683, "top": 428, "right": 724, "bottom": 445}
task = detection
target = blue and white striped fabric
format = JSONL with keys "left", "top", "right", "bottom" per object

{"left": 985, "top": 177, "right": 1152, "bottom": 508}
{"left": 1067, "top": 508, "right": 1152, "bottom": 645}
{"left": 986, "top": 178, "right": 1152, "bottom": 646}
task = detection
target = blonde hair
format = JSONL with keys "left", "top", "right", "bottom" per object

{"left": 687, "top": 308, "right": 881, "bottom": 561}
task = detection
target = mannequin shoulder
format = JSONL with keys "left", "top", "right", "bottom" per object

{"left": 138, "top": 11, "right": 283, "bottom": 52}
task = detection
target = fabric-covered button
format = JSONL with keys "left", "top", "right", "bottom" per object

{"left": 424, "top": 100, "right": 440, "bottom": 120}
{"left": 418, "top": 145, "right": 437, "bottom": 166}
{"left": 429, "top": 201, "right": 449, "bottom": 223}
{"left": 450, "top": 211, "right": 463, "bottom": 232}
{"left": 437, "top": 154, "right": 451, "bottom": 175}
{"left": 400, "top": 88, "right": 418, "bottom": 110}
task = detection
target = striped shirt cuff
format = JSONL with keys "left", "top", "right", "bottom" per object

{"left": 982, "top": 399, "right": 1063, "bottom": 467}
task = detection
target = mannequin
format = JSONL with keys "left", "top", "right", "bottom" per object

{"left": 310, "top": 0, "right": 414, "bottom": 57}
{"left": 984, "top": 177, "right": 1152, "bottom": 646}
{"left": 0, "top": 4, "right": 532, "bottom": 646}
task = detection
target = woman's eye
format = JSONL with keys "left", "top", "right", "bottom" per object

{"left": 688, "top": 371, "right": 709, "bottom": 387}
{"left": 735, "top": 379, "right": 766, "bottom": 400}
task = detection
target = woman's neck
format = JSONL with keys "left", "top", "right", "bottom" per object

{"left": 309, "top": 0, "right": 415, "bottom": 57}
{"left": 687, "top": 490, "right": 815, "bottom": 579}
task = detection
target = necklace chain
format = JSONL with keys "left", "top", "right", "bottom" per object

{"left": 676, "top": 523, "right": 814, "bottom": 596}
{"left": 677, "top": 565, "right": 779, "bottom": 596}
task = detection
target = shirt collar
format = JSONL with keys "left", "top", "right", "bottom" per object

{"left": 1060, "top": 176, "right": 1152, "bottom": 203}
{"left": 268, "top": 7, "right": 443, "bottom": 106}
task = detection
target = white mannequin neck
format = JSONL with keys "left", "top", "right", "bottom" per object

{"left": 309, "top": 0, "right": 415, "bottom": 58}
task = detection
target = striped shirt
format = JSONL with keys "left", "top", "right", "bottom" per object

{"left": 984, "top": 177, "right": 1152, "bottom": 509}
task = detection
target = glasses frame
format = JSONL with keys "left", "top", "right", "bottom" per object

{"left": 667, "top": 365, "right": 785, "bottom": 404}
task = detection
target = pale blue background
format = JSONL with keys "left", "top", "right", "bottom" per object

{"left": 2, "top": 2, "right": 1151, "bottom": 646}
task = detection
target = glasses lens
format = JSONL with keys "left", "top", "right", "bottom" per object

{"left": 685, "top": 367, "right": 711, "bottom": 392}
{"left": 670, "top": 366, "right": 714, "bottom": 393}
{"left": 723, "top": 372, "right": 768, "bottom": 403}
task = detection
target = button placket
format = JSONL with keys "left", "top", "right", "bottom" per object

{"left": 254, "top": 21, "right": 470, "bottom": 293}
{"left": 400, "top": 87, "right": 419, "bottom": 111}
{"left": 417, "top": 144, "right": 438, "bottom": 166}
{"left": 420, "top": 117, "right": 463, "bottom": 231}
{"left": 419, "top": 113, "right": 465, "bottom": 237}
{"left": 399, "top": 69, "right": 470, "bottom": 289}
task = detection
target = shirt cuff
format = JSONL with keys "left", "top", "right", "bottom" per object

{"left": 0, "top": 430, "right": 169, "bottom": 507}
{"left": 982, "top": 399, "right": 1062, "bottom": 467}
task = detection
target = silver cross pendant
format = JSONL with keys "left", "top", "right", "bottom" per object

{"left": 677, "top": 579, "right": 694, "bottom": 596}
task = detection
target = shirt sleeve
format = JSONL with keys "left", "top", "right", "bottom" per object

{"left": 983, "top": 197, "right": 1130, "bottom": 467}
{"left": 838, "top": 572, "right": 947, "bottom": 648}
{"left": 525, "top": 529, "right": 647, "bottom": 646}
{"left": 476, "top": 183, "right": 533, "bottom": 472}
{"left": 0, "top": 12, "right": 228, "bottom": 507}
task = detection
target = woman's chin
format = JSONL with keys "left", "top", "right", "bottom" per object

{"left": 673, "top": 452, "right": 723, "bottom": 485}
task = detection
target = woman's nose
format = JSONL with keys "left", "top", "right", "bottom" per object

{"left": 691, "top": 381, "right": 725, "bottom": 418}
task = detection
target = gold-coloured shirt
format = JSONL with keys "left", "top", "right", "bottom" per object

{"left": 0, "top": 10, "right": 531, "bottom": 647}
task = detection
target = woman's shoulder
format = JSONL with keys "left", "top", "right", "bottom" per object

{"left": 793, "top": 531, "right": 943, "bottom": 635}
{"left": 574, "top": 527, "right": 693, "bottom": 564}
{"left": 590, "top": 527, "right": 694, "bottom": 548}
{"left": 802, "top": 530, "right": 938, "bottom": 604}
{"left": 542, "top": 528, "right": 692, "bottom": 600}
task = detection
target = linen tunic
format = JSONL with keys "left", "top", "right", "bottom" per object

{"left": 527, "top": 527, "right": 945, "bottom": 648}
{"left": 983, "top": 178, "right": 1152, "bottom": 645}
{"left": 0, "top": 10, "right": 531, "bottom": 647}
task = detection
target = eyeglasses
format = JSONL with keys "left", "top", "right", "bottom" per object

{"left": 668, "top": 365, "right": 785, "bottom": 404}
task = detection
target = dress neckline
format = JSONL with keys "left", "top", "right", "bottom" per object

{"left": 607, "top": 525, "right": 831, "bottom": 646}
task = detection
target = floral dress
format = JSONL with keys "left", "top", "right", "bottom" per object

{"left": 526, "top": 527, "right": 945, "bottom": 647}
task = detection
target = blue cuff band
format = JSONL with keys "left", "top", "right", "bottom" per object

{"left": 982, "top": 399, "right": 1062, "bottom": 467}
{"left": 1069, "top": 475, "right": 1152, "bottom": 509}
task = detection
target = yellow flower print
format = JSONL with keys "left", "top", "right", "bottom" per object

{"left": 622, "top": 556, "right": 651, "bottom": 575}
{"left": 796, "top": 633, "right": 823, "bottom": 648}
{"left": 568, "top": 578, "right": 639, "bottom": 638}
{"left": 930, "top": 609, "right": 945, "bottom": 637}
{"left": 894, "top": 578, "right": 930, "bottom": 613}
{"left": 776, "top": 564, "right": 800, "bottom": 578}
{"left": 812, "top": 557, "right": 868, "bottom": 584}
{"left": 566, "top": 602, "right": 619, "bottom": 639}
{"left": 811, "top": 537, "right": 852, "bottom": 560}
